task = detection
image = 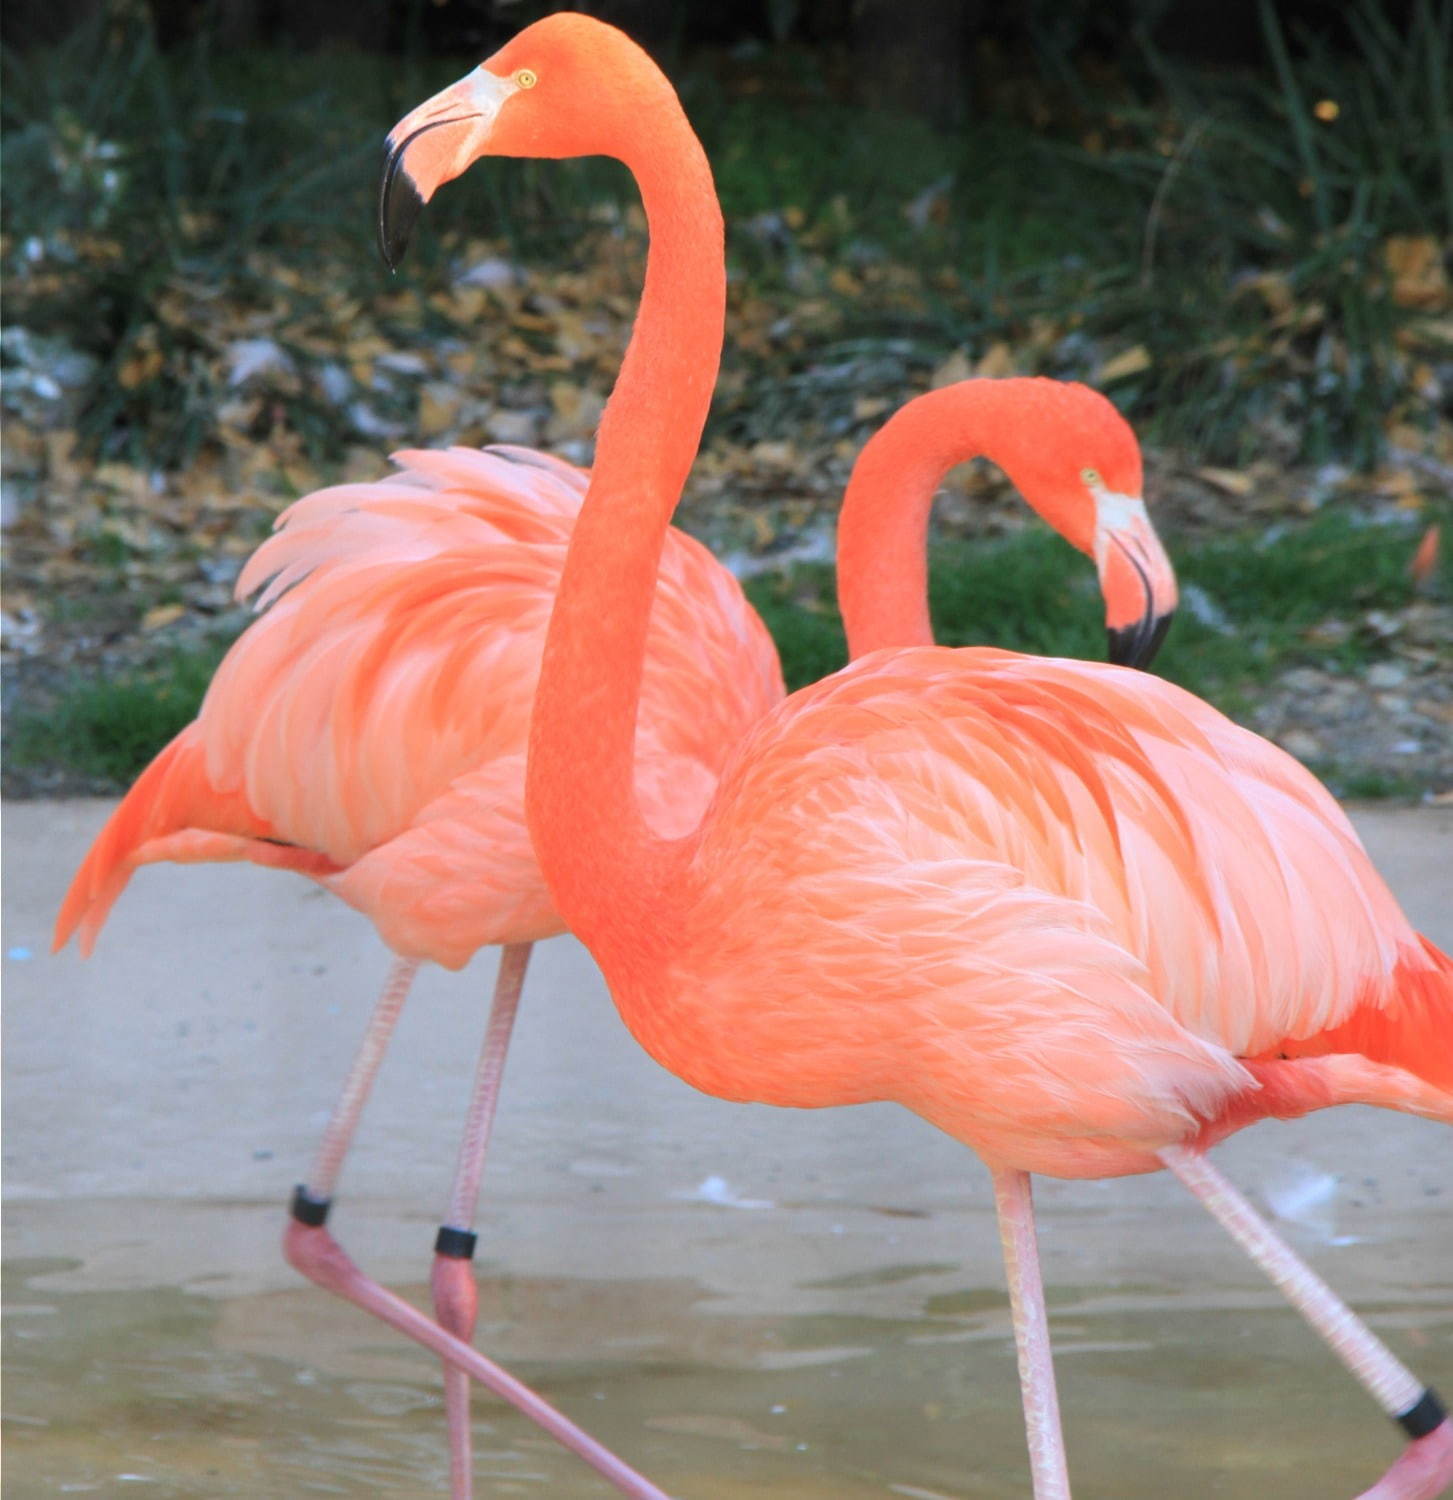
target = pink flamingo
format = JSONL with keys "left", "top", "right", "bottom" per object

{"left": 375, "top": 14, "right": 1452, "bottom": 1498}
{"left": 53, "top": 443, "right": 781, "bottom": 1499}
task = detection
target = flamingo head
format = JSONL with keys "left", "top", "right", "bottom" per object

{"left": 379, "top": 14, "right": 666, "bottom": 269}
{"left": 999, "top": 382, "right": 1178, "bottom": 671}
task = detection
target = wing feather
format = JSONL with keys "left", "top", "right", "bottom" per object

{"left": 57, "top": 446, "right": 782, "bottom": 964}
{"left": 665, "top": 647, "right": 1428, "bottom": 1130}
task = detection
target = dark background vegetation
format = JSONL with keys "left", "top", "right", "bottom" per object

{"left": 2, "top": 0, "right": 1450, "bottom": 798}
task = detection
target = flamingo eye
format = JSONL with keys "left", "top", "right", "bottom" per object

{"left": 513, "top": 68, "right": 538, "bottom": 89}
{"left": 1081, "top": 466, "right": 1102, "bottom": 488}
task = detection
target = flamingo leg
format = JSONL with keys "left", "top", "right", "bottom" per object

{"left": 296, "top": 955, "right": 422, "bottom": 1206}
{"left": 991, "top": 1167, "right": 1073, "bottom": 1500}
{"left": 283, "top": 1220, "right": 674, "bottom": 1497}
{"left": 430, "top": 942, "right": 531, "bottom": 1500}
{"left": 283, "top": 949, "right": 672, "bottom": 1500}
{"left": 1159, "top": 1145, "right": 1452, "bottom": 1500}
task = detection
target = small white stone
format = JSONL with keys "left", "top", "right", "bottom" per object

{"left": 1366, "top": 662, "right": 1407, "bottom": 689}
{"left": 486, "top": 409, "right": 542, "bottom": 445}
{"left": 1280, "top": 729, "right": 1323, "bottom": 760}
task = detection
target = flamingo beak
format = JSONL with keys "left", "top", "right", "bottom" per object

{"left": 1095, "top": 496, "right": 1178, "bottom": 671}
{"left": 378, "top": 68, "right": 518, "bottom": 270}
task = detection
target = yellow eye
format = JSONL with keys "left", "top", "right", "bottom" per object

{"left": 1081, "top": 467, "right": 1102, "bottom": 488}
{"left": 513, "top": 68, "right": 538, "bottom": 89}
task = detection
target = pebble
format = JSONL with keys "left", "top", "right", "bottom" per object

{"left": 486, "top": 408, "right": 541, "bottom": 445}
{"left": 1366, "top": 662, "right": 1408, "bottom": 689}
{"left": 1280, "top": 729, "right": 1324, "bottom": 760}
{"left": 1282, "top": 668, "right": 1329, "bottom": 695}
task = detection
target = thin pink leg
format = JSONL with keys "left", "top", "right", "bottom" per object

{"left": 283, "top": 1221, "right": 674, "bottom": 1498}
{"left": 991, "top": 1167, "right": 1073, "bottom": 1500}
{"left": 303, "top": 955, "right": 420, "bottom": 1203}
{"left": 285, "top": 948, "right": 672, "bottom": 1499}
{"left": 430, "top": 942, "right": 531, "bottom": 1500}
{"left": 1159, "top": 1145, "right": 1452, "bottom": 1500}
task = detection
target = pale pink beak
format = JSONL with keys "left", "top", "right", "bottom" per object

{"left": 379, "top": 68, "right": 516, "bottom": 269}
{"left": 1095, "top": 498, "right": 1178, "bottom": 670}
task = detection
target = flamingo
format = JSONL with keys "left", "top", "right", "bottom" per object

{"left": 53, "top": 443, "right": 780, "bottom": 1500}
{"left": 376, "top": 14, "right": 1453, "bottom": 1498}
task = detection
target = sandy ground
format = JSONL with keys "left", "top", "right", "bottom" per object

{"left": 3, "top": 800, "right": 1451, "bottom": 1498}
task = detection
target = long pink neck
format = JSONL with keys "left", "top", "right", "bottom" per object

{"left": 525, "top": 100, "right": 724, "bottom": 963}
{"left": 837, "top": 378, "right": 1050, "bottom": 658}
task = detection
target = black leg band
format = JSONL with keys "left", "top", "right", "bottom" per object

{"left": 1396, "top": 1387, "right": 1447, "bottom": 1440}
{"left": 290, "top": 1185, "right": 331, "bottom": 1227}
{"left": 434, "top": 1225, "right": 478, "bottom": 1260}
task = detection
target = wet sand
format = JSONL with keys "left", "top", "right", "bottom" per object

{"left": 4, "top": 799, "right": 1452, "bottom": 1497}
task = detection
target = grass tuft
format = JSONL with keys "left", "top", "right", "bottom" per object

{"left": 5, "top": 640, "right": 230, "bottom": 787}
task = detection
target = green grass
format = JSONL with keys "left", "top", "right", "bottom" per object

{"left": 5, "top": 639, "right": 231, "bottom": 788}
{"left": 745, "top": 509, "right": 1443, "bottom": 703}
{"left": 1318, "top": 765, "right": 1428, "bottom": 801}
{"left": 8, "top": 511, "right": 1439, "bottom": 792}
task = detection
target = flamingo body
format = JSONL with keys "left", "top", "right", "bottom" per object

{"left": 364, "top": 15, "right": 1452, "bottom": 1491}
{"left": 615, "top": 646, "right": 1452, "bottom": 1178}
{"left": 55, "top": 445, "right": 783, "bottom": 968}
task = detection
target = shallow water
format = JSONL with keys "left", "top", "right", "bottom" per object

{"left": 6, "top": 1247, "right": 1450, "bottom": 1498}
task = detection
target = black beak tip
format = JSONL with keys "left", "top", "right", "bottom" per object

{"left": 1107, "top": 610, "right": 1175, "bottom": 672}
{"left": 378, "top": 155, "right": 424, "bottom": 272}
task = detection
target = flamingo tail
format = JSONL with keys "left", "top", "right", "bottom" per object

{"left": 52, "top": 728, "right": 336, "bottom": 958}
{"left": 1190, "top": 939, "right": 1453, "bottom": 1144}
{"left": 1370, "top": 934, "right": 1453, "bottom": 1093}
{"left": 1258, "top": 934, "right": 1453, "bottom": 1099}
{"left": 1202, "top": 1043, "right": 1453, "bottom": 1149}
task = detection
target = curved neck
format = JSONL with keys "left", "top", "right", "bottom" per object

{"left": 837, "top": 378, "right": 1046, "bottom": 658}
{"left": 525, "top": 102, "right": 724, "bottom": 960}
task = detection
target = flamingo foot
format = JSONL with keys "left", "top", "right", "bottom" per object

{"left": 1354, "top": 1417, "right": 1453, "bottom": 1500}
{"left": 431, "top": 1245, "right": 481, "bottom": 1500}
{"left": 282, "top": 1220, "right": 674, "bottom": 1499}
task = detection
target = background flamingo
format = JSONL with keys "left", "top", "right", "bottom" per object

{"left": 376, "top": 14, "right": 1453, "bottom": 1498}
{"left": 53, "top": 441, "right": 781, "bottom": 1498}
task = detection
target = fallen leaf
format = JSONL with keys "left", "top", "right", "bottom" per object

{"left": 1385, "top": 236, "right": 1449, "bottom": 311}
{"left": 546, "top": 383, "right": 606, "bottom": 441}
{"left": 750, "top": 439, "right": 796, "bottom": 467}
{"left": 485, "top": 409, "right": 540, "bottom": 446}
{"left": 1237, "top": 270, "right": 1295, "bottom": 320}
{"left": 1195, "top": 465, "right": 1255, "bottom": 497}
{"left": 974, "top": 341, "right": 1016, "bottom": 379}
{"left": 930, "top": 348, "right": 973, "bottom": 388}
{"left": 1095, "top": 344, "right": 1153, "bottom": 383}
{"left": 418, "top": 383, "right": 463, "bottom": 437}
{"left": 141, "top": 603, "right": 185, "bottom": 631}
